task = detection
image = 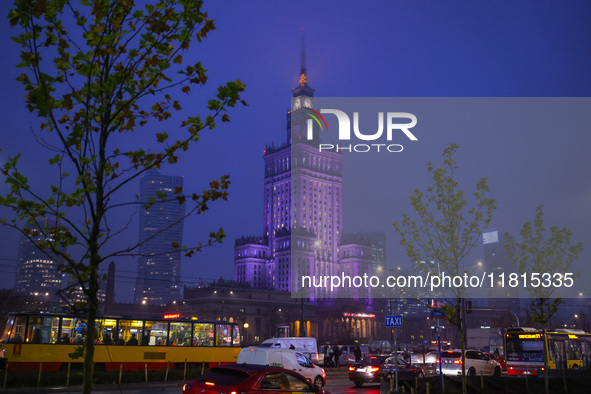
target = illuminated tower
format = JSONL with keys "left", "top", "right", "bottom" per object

{"left": 235, "top": 52, "right": 345, "bottom": 298}
{"left": 134, "top": 169, "right": 185, "bottom": 305}
{"left": 14, "top": 231, "right": 62, "bottom": 304}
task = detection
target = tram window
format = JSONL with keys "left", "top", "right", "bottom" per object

{"left": 1, "top": 317, "right": 15, "bottom": 342}
{"left": 143, "top": 321, "right": 168, "bottom": 346}
{"left": 7, "top": 316, "right": 26, "bottom": 343}
{"left": 27, "top": 316, "right": 60, "bottom": 344}
{"left": 60, "top": 318, "right": 77, "bottom": 344}
{"left": 118, "top": 320, "right": 144, "bottom": 345}
{"left": 193, "top": 323, "right": 214, "bottom": 347}
{"left": 170, "top": 322, "right": 192, "bottom": 346}
{"left": 96, "top": 319, "right": 117, "bottom": 345}
{"left": 216, "top": 324, "right": 232, "bottom": 347}
{"left": 232, "top": 325, "right": 240, "bottom": 346}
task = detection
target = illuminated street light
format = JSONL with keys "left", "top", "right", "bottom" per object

{"left": 243, "top": 322, "right": 249, "bottom": 345}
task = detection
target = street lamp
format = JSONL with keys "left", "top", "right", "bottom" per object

{"left": 243, "top": 323, "right": 249, "bottom": 345}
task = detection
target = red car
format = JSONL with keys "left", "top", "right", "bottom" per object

{"left": 182, "top": 363, "right": 330, "bottom": 394}
{"left": 486, "top": 353, "right": 507, "bottom": 371}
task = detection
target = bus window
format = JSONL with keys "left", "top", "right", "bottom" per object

{"left": 143, "top": 321, "right": 168, "bottom": 346}
{"left": 216, "top": 324, "right": 232, "bottom": 347}
{"left": 505, "top": 335, "right": 543, "bottom": 362}
{"left": 26, "top": 316, "right": 60, "bottom": 344}
{"left": 193, "top": 323, "right": 214, "bottom": 346}
{"left": 170, "top": 322, "right": 191, "bottom": 346}
{"left": 549, "top": 340, "right": 566, "bottom": 366}
{"left": 118, "top": 320, "right": 143, "bottom": 345}
{"left": 96, "top": 319, "right": 117, "bottom": 345}
{"left": 7, "top": 316, "right": 27, "bottom": 343}
{"left": 583, "top": 338, "right": 591, "bottom": 367}
{"left": 565, "top": 340, "right": 582, "bottom": 361}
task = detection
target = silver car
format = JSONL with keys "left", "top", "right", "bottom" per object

{"left": 440, "top": 350, "right": 501, "bottom": 377}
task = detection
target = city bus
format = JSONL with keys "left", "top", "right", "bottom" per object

{"left": 0, "top": 312, "right": 241, "bottom": 372}
{"left": 504, "top": 327, "right": 591, "bottom": 376}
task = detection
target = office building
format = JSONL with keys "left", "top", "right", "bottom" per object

{"left": 134, "top": 170, "right": 185, "bottom": 305}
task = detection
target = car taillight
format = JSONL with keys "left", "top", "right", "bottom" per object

{"left": 182, "top": 383, "right": 192, "bottom": 392}
{"left": 436, "top": 359, "right": 441, "bottom": 364}
{"left": 368, "top": 366, "right": 380, "bottom": 373}
{"left": 453, "top": 359, "right": 462, "bottom": 364}
{"left": 349, "top": 366, "right": 355, "bottom": 371}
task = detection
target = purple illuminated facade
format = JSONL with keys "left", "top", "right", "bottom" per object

{"left": 234, "top": 66, "right": 374, "bottom": 299}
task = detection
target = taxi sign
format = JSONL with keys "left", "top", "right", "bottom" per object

{"left": 385, "top": 315, "right": 403, "bottom": 327}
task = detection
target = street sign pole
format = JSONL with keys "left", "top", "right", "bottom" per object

{"left": 437, "top": 320, "right": 443, "bottom": 392}
{"left": 394, "top": 327, "right": 398, "bottom": 392}
{"left": 385, "top": 315, "right": 402, "bottom": 392}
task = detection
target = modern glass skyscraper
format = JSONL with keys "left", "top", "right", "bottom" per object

{"left": 134, "top": 169, "right": 185, "bottom": 305}
{"left": 15, "top": 231, "right": 62, "bottom": 303}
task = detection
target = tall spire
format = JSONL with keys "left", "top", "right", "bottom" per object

{"left": 300, "top": 27, "right": 306, "bottom": 75}
{"left": 292, "top": 28, "right": 314, "bottom": 97}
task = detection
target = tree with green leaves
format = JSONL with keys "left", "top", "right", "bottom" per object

{"left": 2, "top": 1, "right": 245, "bottom": 392}
{"left": 393, "top": 144, "right": 496, "bottom": 394}
{"left": 504, "top": 206, "right": 583, "bottom": 394}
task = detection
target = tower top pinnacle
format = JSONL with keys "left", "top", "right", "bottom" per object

{"left": 300, "top": 27, "right": 306, "bottom": 75}
{"left": 292, "top": 27, "right": 314, "bottom": 97}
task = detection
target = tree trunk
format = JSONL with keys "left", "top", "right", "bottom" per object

{"left": 82, "top": 245, "right": 101, "bottom": 393}
{"left": 459, "top": 297, "right": 467, "bottom": 394}
{"left": 83, "top": 129, "right": 106, "bottom": 393}
{"left": 543, "top": 329, "right": 550, "bottom": 394}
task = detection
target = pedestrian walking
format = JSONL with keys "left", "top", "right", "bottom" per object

{"left": 354, "top": 345, "right": 362, "bottom": 362}
{"left": 333, "top": 345, "right": 341, "bottom": 367}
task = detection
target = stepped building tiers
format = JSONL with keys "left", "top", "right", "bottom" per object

{"left": 234, "top": 64, "right": 375, "bottom": 299}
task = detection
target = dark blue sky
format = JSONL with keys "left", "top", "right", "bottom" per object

{"left": 1, "top": 1, "right": 590, "bottom": 302}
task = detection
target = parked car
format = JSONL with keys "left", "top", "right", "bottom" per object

{"left": 238, "top": 347, "right": 326, "bottom": 389}
{"left": 348, "top": 355, "right": 390, "bottom": 387}
{"left": 440, "top": 350, "right": 501, "bottom": 377}
{"left": 182, "top": 364, "right": 329, "bottom": 394}
{"left": 260, "top": 337, "right": 319, "bottom": 364}
{"left": 348, "top": 355, "right": 425, "bottom": 387}
{"left": 379, "top": 357, "right": 426, "bottom": 380}
{"left": 485, "top": 353, "right": 507, "bottom": 371}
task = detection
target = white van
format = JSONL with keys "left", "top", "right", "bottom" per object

{"left": 259, "top": 337, "right": 319, "bottom": 363}
{"left": 237, "top": 347, "right": 326, "bottom": 388}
